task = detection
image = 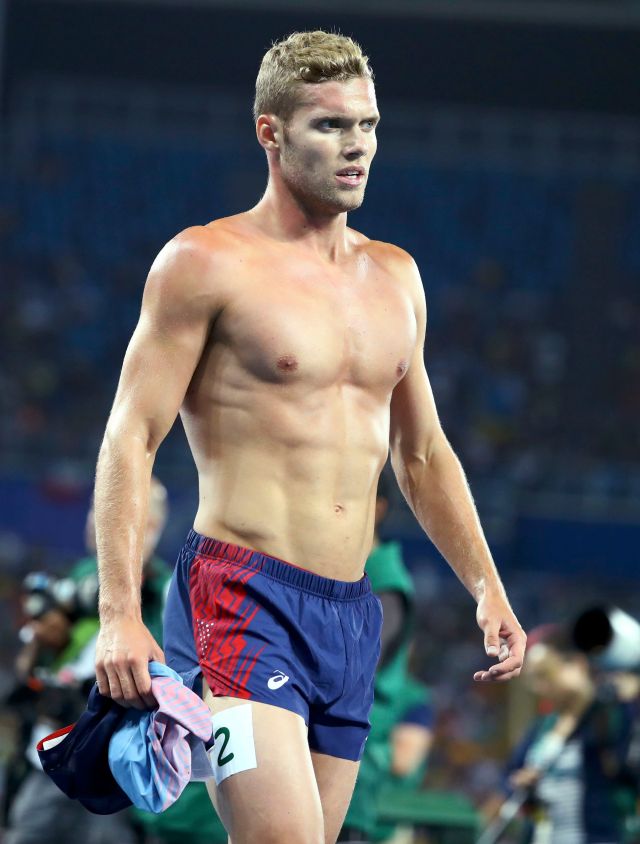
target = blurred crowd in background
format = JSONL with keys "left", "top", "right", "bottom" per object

{"left": 1, "top": 1, "right": 640, "bottom": 842}
{"left": 2, "top": 134, "right": 639, "bottom": 496}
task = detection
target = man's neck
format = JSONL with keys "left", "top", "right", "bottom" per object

{"left": 251, "top": 182, "right": 350, "bottom": 262}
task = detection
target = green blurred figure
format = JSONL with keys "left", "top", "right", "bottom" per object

{"left": 373, "top": 673, "right": 432, "bottom": 844}
{"left": 88, "top": 479, "right": 227, "bottom": 844}
{"left": 3, "top": 478, "right": 172, "bottom": 844}
{"left": 63, "top": 477, "right": 228, "bottom": 844}
{"left": 339, "top": 475, "right": 433, "bottom": 843}
{"left": 68, "top": 475, "right": 172, "bottom": 648}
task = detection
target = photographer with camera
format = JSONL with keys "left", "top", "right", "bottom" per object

{"left": 496, "top": 624, "right": 636, "bottom": 844}
{"left": 2, "top": 477, "right": 171, "bottom": 844}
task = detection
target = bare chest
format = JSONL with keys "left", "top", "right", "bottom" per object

{"left": 217, "top": 265, "right": 416, "bottom": 392}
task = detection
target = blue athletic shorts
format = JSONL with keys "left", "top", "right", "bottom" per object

{"left": 163, "top": 530, "right": 383, "bottom": 761}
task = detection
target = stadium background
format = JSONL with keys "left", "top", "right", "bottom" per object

{"left": 1, "top": 0, "right": 639, "bottom": 836}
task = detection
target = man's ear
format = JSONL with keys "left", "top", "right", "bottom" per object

{"left": 256, "top": 114, "right": 281, "bottom": 151}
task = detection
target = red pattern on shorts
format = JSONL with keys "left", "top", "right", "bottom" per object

{"left": 189, "top": 552, "right": 265, "bottom": 698}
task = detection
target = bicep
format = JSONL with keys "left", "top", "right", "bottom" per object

{"left": 108, "top": 316, "right": 207, "bottom": 449}
{"left": 389, "top": 356, "right": 441, "bottom": 463}
{"left": 389, "top": 262, "right": 443, "bottom": 469}
{"left": 105, "top": 232, "right": 217, "bottom": 451}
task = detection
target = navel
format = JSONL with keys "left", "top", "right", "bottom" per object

{"left": 396, "top": 359, "right": 408, "bottom": 377}
{"left": 277, "top": 355, "right": 299, "bottom": 372}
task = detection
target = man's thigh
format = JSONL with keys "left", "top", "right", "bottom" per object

{"left": 311, "top": 751, "right": 360, "bottom": 844}
{"left": 203, "top": 686, "right": 324, "bottom": 844}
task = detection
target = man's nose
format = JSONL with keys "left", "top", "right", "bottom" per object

{"left": 344, "top": 146, "right": 365, "bottom": 161}
{"left": 343, "top": 137, "right": 367, "bottom": 160}
{"left": 342, "top": 127, "right": 368, "bottom": 160}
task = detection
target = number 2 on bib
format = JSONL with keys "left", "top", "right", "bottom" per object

{"left": 215, "top": 726, "right": 235, "bottom": 766}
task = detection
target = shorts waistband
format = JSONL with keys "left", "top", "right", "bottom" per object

{"left": 185, "top": 529, "right": 371, "bottom": 601}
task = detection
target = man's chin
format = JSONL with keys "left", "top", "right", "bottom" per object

{"left": 293, "top": 182, "right": 366, "bottom": 216}
{"left": 330, "top": 191, "right": 365, "bottom": 213}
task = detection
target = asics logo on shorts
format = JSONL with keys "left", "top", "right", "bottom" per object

{"left": 267, "top": 670, "right": 289, "bottom": 690}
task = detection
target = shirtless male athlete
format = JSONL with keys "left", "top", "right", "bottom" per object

{"left": 94, "top": 30, "right": 526, "bottom": 844}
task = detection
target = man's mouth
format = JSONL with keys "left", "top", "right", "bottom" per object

{"left": 335, "top": 167, "right": 365, "bottom": 187}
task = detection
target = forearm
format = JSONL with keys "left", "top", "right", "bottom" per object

{"left": 94, "top": 422, "right": 155, "bottom": 622}
{"left": 393, "top": 431, "right": 504, "bottom": 602}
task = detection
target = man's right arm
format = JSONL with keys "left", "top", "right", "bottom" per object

{"left": 94, "top": 227, "right": 223, "bottom": 709}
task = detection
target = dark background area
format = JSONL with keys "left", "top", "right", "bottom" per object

{"left": 5, "top": 1, "right": 640, "bottom": 115}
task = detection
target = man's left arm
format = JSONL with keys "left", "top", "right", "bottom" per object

{"left": 389, "top": 255, "right": 526, "bottom": 682}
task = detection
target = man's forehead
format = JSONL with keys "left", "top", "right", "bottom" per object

{"left": 296, "top": 78, "right": 377, "bottom": 115}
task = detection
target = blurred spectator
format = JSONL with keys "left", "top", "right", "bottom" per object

{"left": 62, "top": 476, "right": 228, "bottom": 843}
{"left": 373, "top": 669, "right": 433, "bottom": 844}
{"left": 1, "top": 131, "right": 639, "bottom": 503}
{"left": 340, "top": 474, "right": 432, "bottom": 843}
{"left": 68, "top": 474, "right": 171, "bottom": 647}
{"left": 2, "top": 477, "right": 174, "bottom": 843}
{"left": 495, "top": 624, "right": 637, "bottom": 844}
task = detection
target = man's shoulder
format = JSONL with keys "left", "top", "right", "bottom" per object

{"left": 144, "top": 218, "right": 252, "bottom": 305}
{"left": 361, "top": 239, "right": 426, "bottom": 313}
{"left": 164, "top": 216, "right": 250, "bottom": 263}
{"left": 351, "top": 231, "right": 418, "bottom": 274}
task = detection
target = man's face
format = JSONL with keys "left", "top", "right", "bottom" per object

{"left": 277, "top": 77, "right": 379, "bottom": 215}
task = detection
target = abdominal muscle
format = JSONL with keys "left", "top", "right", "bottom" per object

{"left": 183, "top": 382, "right": 390, "bottom": 581}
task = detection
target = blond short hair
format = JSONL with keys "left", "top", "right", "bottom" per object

{"left": 253, "top": 30, "right": 373, "bottom": 123}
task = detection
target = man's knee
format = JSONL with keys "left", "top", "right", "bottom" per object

{"left": 231, "top": 817, "right": 324, "bottom": 844}
{"left": 219, "top": 786, "right": 324, "bottom": 844}
{"left": 215, "top": 780, "right": 325, "bottom": 844}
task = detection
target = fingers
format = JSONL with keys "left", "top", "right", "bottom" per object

{"left": 96, "top": 654, "right": 149, "bottom": 709}
{"left": 476, "top": 598, "right": 527, "bottom": 682}
{"left": 94, "top": 623, "right": 163, "bottom": 709}
{"left": 131, "top": 660, "right": 157, "bottom": 709}
{"left": 474, "top": 627, "right": 527, "bottom": 682}
{"left": 473, "top": 653, "right": 522, "bottom": 682}
{"left": 476, "top": 634, "right": 507, "bottom": 676}
{"left": 483, "top": 626, "right": 500, "bottom": 659}
{"left": 95, "top": 664, "right": 110, "bottom": 698}
{"left": 112, "top": 663, "right": 147, "bottom": 709}
{"left": 474, "top": 639, "right": 526, "bottom": 682}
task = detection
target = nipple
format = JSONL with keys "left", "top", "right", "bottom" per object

{"left": 277, "top": 355, "right": 299, "bottom": 372}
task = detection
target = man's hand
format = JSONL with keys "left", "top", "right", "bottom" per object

{"left": 474, "top": 590, "right": 526, "bottom": 682}
{"left": 95, "top": 617, "right": 165, "bottom": 709}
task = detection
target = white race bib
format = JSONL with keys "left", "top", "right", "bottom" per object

{"left": 208, "top": 704, "right": 257, "bottom": 785}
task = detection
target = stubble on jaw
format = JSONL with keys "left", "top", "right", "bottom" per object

{"left": 291, "top": 175, "right": 365, "bottom": 216}
{"left": 280, "top": 128, "right": 366, "bottom": 215}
